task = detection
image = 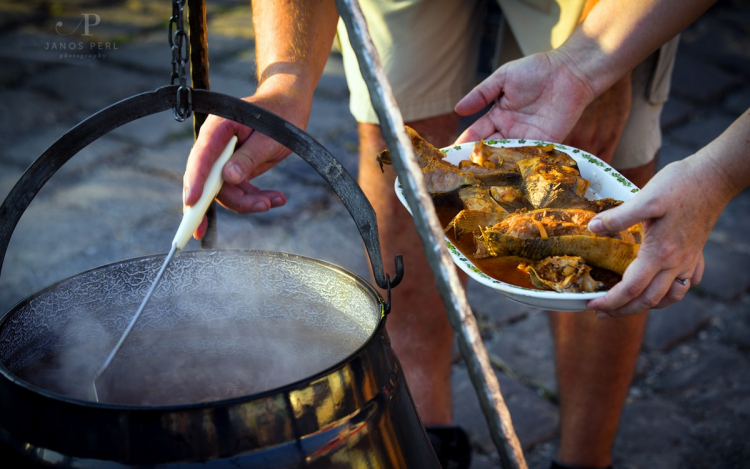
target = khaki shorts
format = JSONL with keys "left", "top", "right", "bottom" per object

{"left": 337, "top": 0, "right": 485, "bottom": 124}
{"left": 338, "top": 0, "right": 679, "bottom": 168}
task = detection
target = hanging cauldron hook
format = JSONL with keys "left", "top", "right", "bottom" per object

{"left": 382, "top": 254, "right": 404, "bottom": 315}
{"left": 0, "top": 85, "right": 403, "bottom": 294}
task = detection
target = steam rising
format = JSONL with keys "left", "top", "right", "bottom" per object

{"left": 0, "top": 251, "right": 380, "bottom": 406}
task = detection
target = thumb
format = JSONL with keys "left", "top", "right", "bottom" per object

{"left": 455, "top": 87, "right": 491, "bottom": 116}
{"left": 455, "top": 116, "right": 498, "bottom": 144}
{"left": 588, "top": 195, "right": 651, "bottom": 234}
{"left": 455, "top": 71, "right": 505, "bottom": 116}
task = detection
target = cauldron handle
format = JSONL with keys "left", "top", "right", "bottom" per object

{"left": 0, "top": 85, "right": 402, "bottom": 294}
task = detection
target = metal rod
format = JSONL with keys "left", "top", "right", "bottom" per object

{"left": 187, "top": 0, "right": 218, "bottom": 249}
{"left": 335, "top": 1, "right": 527, "bottom": 467}
{"left": 92, "top": 244, "right": 178, "bottom": 401}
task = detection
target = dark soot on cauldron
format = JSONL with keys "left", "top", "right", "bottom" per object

{"left": 15, "top": 308, "right": 369, "bottom": 406}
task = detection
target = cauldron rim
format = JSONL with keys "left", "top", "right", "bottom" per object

{"left": 0, "top": 248, "right": 387, "bottom": 411}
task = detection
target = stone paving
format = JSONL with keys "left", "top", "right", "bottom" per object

{"left": 1, "top": 1, "right": 749, "bottom": 468}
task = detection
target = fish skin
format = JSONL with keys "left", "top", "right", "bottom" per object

{"left": 446, "top": 186, "right": 511, "bottom": 236}
{"left": 378, "top": 126, "right": 478, "bottom": 193}
{"left": 423, "top": 164, "right": 478, "bottom": 193}
{"left": 446, "top": 209, "right": 506, "bottom": 237}
{"left": 472, "top": 170, "right": 523, "bottom": 186}
{"left": 479, "top": 228, "right": 639, "bottom": 275}
{"left": 459, "top": 186, "right": 508, "bottom": 212}
{"left": 477, "top": 208, "right": 641, "bottom": 275}
{"left": 518, "top": 157, "right": 582, "bottom": 209}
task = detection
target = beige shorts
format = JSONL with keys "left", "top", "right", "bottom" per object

{"left": 337, "top": 0, "right": 485, "bottom": 124}
{"left": 338, "top": 0, "right": 679, "bottom": 169}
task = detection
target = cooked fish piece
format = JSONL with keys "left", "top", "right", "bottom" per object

{"left": 378, "top": 126, "right": 478, "bottom": 193}
{"left": 517, "top": 157, "right": 587, "bottom": 209}
{"left": 473, "top": 141, "right": 578, "bottom": 165}
{"left": 489, "top": 185, "right": 531, "bottom": 212}
{"left": 459, "top": 186, "right": 507, "bottom": 212}
{"left": 496, "top": 208, "right": 597, "bottom": 238}
{"left": 446, "top": 186, "right": 511, "bottom": 236}
{"left": 446, "top": 209, "right": 506, "bottom": 237}
{"left": 566, "top": 196, "right": 622, "bottom": 213}
{"left": 520, "top": 256, "right": 604, "bottom": 293}
{"left": 458, "top": 161, "right": 524, "bottom": 186}
{"left": 469, "top": 141, "right": 529, "bottom": 170}
{"left": 537, "top": 149, "right": 579, "bottom": 169}
{"left": 474, "top": 169, "right": 523, "bottom": 186}
{"left": 421, "top": 163, "right": 478, "bottom": 194}
{"left": 377, "top": 125, "right": 447, "bottom": 168}
{"left": 476, "top": 208, "right": 640, "bottom": 275}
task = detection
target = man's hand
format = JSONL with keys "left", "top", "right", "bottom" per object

{"left": 182, "top": 88, "right": 313, "bottom": 240}
{"left": 454, "top": 51, "right": 597, "bottom": 144}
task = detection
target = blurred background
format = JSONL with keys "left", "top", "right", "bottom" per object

{"left": 1, "top": 1, "right": 749, "bottom": 467}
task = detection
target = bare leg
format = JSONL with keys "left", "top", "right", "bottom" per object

{"left": 551, "top": 161, "right": 655, "bottom": 467}
{"left": 357, "top": 113, "right": 463, "bottom": 425}
{"left": 550, "top": 310, "right": 648, "bottom": 467}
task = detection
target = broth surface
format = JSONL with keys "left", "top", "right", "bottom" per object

{"left": 434, "top": 196, "right": 536, "bottom": 289}
{"left": 17, "top": 317, "right": 367, "bottom": 406}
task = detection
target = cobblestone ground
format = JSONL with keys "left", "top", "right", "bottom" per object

{"left": 1, "top": 1, "right": 749, "bottom": 468}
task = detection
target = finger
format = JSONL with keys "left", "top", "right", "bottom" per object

{"left": 217, "top": 181, "right": 287, "bottom": 214}
{"left": 455, "top": 72, "right": 505, "bottom": 116}
{"left": 587, "top": 255, "right": 658, "bottom": 312}
{"left": 183, "top": 118, "right": 242, "bottom": 206}
{"left": 455, "top": 89, "right": 489, "bottom": 116}
{"left": 455, "top": 114, "right": 503, "bottom": 144}
{"left": 596, "top": 269, "right": 677, "bottom": 318}
{"left": 193, "top": 215, "right": 208, "bottom": 241}
{"left": 588, "top": 192, "right": 655, "bottom": 234}
{"left": 691, "top": 253, "right": 705, "bottom": 285}
{"left": 653, "top": 275, "right": 693, "bottom": 309}
{"left": 223, "top": 130, "right": 289, "bottom": 185}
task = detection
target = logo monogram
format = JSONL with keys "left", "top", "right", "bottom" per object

{"left": 55, "top": 13, "right": 101, "bottom": 37}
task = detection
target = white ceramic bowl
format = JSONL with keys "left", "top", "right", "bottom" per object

{"left": 394, "top": 139, "right": 640, "bottom": 312}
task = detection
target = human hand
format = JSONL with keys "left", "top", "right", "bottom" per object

{"left": 585, "top": 158, "right": 727, "bottom": 317}
{"left": 183, "top": 89, "right": 313, "bottom": 239}
{"left": 454, "top": 51, "right": 597, "bottom": 144}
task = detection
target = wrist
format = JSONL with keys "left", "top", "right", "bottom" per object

{"left": 691, "top": 150, "right": 747, "bottom": 207}
{"left": 256, "top": 67, "right": 317, "bottom": 101}
{"left": 690, "top": 110, "right": 750, "bottom": 203}
{"left": 249, "top": 77, "right": 315, "bottom": 130}
{"left": 545, "top": 46, "right": 598, "bottom": 105}
{"left": 552, "top": 35, "right": 621, "bottom": 100}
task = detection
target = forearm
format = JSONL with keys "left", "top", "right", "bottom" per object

{"left": 557, "top": 0, "right": 716, "bottom": 97}
{"left": 252, "top": 0, "right": 339, "bottom": 100}
{"left": 688, "top": 108, "right": 750, "bottom": 206}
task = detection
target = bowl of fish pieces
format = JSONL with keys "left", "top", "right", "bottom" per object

{"left": 385, "top": 127, "right": 643, "bottom": 312}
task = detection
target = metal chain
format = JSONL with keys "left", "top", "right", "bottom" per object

{"left": 168, "top": 0, "right": 192, "bottom": 122}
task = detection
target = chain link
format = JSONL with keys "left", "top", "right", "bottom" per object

{"left": 169, "top": 0, "right": 192, "bottom": 122}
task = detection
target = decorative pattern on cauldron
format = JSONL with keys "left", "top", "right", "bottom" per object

{"left": 1, "top": 251, "right": 380, "bottom": 404}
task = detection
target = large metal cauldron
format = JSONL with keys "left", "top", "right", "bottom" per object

{"left": 0, "top": 88, "right": 440, "bottom": 467}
